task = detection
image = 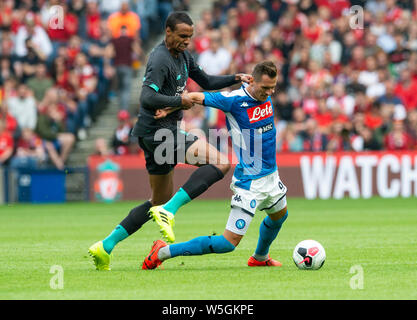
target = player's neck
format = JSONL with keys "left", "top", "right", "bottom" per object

{"left": 164, "top": 39, "right": 180, "bottom": 58}
{"left": 246, "top": 85, "right": 261, "bottom": 101}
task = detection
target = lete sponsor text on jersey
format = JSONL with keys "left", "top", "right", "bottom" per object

{"left": 246, "top": 101, "right": 273, "bottom": 123}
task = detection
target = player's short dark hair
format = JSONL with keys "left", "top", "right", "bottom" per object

{"left": 253, "top": 61, "right": 278, "bottom": 81}
{"left": 165, "top": 11, "right": 193, "bottom": 31}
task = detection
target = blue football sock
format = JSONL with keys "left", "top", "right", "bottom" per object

{"left": 168, "top": 235, "right": 235, "bottom": 258}
{"left": 102, "top": 225, "right": 129, "bottom": 254}
{"left": 162, "top": 188, "right": 191, "bottom": 215}
{"left": 254, "top": 211, "right": 288, "bottom": 258}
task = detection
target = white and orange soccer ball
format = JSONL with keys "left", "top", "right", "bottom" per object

{"left": 293, "top": 240, "right": 326, "bottom": 270}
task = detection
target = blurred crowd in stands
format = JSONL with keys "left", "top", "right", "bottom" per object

{"left": 3, "top": 0, "right": 417, "bottom": 172}
{"left": 0, "top": 0, "right": 188, "bottom": 169}
{"left": 174, "top": 0, "right": 417, "bottom": 154}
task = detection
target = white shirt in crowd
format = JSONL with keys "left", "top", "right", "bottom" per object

{"left": 310, "top": 40, "right": 342, "bottom": 65}
{"left": 99, "top": 0, "right": 124, "bottom": 14}
{"left": 14, "top": 25, "right": 53, "bottom": 58}
{"left": 366, "top": 82, "right": 386, "bottom": 99}
{"left": 358, "top": 70, "right": 379, "bottom": 87}
{"left": 7, "top": 96, "right": 38, "bottom": 130}
{"left": 326, "top": 94, "right": 356, "bottom": 117}
{"left": 198, "top": 48, "right": 232, "bottom": 76}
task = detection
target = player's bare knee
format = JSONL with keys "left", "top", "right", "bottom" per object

{"left": 216, "top": 162, "right": 230, "bottom": 175}
{"left": 223, "top": 230, "right": 242, "bottom": 247}
{"left": 269, "top": 206, "right": 288, "bottom": 221}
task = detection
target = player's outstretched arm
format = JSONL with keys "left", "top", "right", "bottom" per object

{"left": 153, "top": 92, "right": 205, "bottom": 119}
{"left": 192, "top": 72, "right": 253, "bottom": 91}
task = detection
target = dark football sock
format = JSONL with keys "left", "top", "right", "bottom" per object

{"left": 181, "top": 164, "right": 224, "bottom": 200}
{"left": 119, "top": 200, "right": 153, "bottom": 235}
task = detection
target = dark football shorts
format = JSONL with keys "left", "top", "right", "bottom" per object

{"left": 138, "top": 129, "right": 198, "bottom": 175}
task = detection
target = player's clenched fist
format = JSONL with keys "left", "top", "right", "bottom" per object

{"left": 181, "top": 90, "right": 194, "bottom": 110}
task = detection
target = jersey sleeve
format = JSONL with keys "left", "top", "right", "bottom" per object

{"left": 187, "top": 52, "right": 237, "bottom": 90}
{"left": 188, "top": 53, "right": 203, "bottom": 77}
{"left": 142, "top": 52, "right": 169, "bottom": 93}
{"left": 203, "top": 91, "right": 235, "bottom": 112}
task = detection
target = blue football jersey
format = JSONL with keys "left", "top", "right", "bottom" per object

{"left": 203, "top": 84, "right": 277, "bottom": 189}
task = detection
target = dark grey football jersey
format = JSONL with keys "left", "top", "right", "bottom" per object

{"left": 133, "top": 41, "right": 193, "bottom": 136}
{"left": 132, "top": 41, "right": 238, "bottom": 137}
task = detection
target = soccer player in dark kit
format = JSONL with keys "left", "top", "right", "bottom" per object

{"left": 89, "top": 11, "right": 252, "bottom": 270}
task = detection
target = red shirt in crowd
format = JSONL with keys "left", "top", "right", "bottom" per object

{"left": 327, "top": 133, "right": 345, "bottom": 151}
{"left": 238, "top": 9, "right": 257, "bottom": 39}
{"left": 86, "top": 12, "right": 101, "bottom": 40}
{"left": 303, "top": 69, "right": 331, "bottom": 88}
{"left": 291, "top": 12, "right": 308, "bottom": 31}
{"left": 38, "top": 102, "right": 67, "bottom": 122}
{"left": 302, "top": 98, "right": 319, "bottom": 116}
{"left": 302, "top": 25, "right": 322, "bottom": 43}
{"left": 333, "top": 114, "right": 349, "bottom": 124}
{"left": 75, "top": 64, "right": 96, "bottom": 91}
{"left": 314, "top": 111, "right": 333, "bottom": 129}
{"left": 56, "top": 70, "right": 75, "bottom": 95}
{"left": 0, "top": 129, "right": 13, "bottom": 159}
{"left": 364, "top": 112, "right": 383, "bottom": 130}
{"left": 193, "top": 36, "right": 210, "bottom": 54}
{"left": 0, "top": 5, "right": 12, "bottom": 29}
{"left": 186, "top": 78, "right": 201, "bottom": 93}
{"left": 16, "top": 132, "right": 43, "bottom": 151}
{"left": 394, "top": 80, "right": 417, "bottom": 111}
{"left": 350, "top": 59, "right": 367, "bottom": 71}
{"left": 67, "top": 47, "right": 81, "bottom": 67}
{"left": 10, "top": 11, "right": 42, "bottom": 34}
{"left": 384, "top": 6, "right": 402, "bottom": 23}
{"left": 1, "top": 113, "right": 17, "bottom": 133}
{"left": 48, "top": 12, "right": 78, "bottom": 42}
{"left": 384, "top": 131, "right": 413, "bottom": 150}
{"left": 314, "top": 0, "right": 350, "bottom": 19}
{"left": 233, "top": 46, "right": 255, "bottom": 71}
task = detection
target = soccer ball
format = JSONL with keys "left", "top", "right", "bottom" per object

{"left": 293, "top": 240, "right": 326, "bottom": 270}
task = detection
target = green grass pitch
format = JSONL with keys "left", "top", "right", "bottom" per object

{"left": 1, "top": 197, "right": 416, "bottom": 300}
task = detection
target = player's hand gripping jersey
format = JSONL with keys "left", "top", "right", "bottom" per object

{"left": 203, "top": 84, "right": 277, "bottom": 187}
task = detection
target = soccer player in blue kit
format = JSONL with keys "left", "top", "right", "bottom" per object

{"left": 142, "top": 61, "right": 289, "bottom": 269}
